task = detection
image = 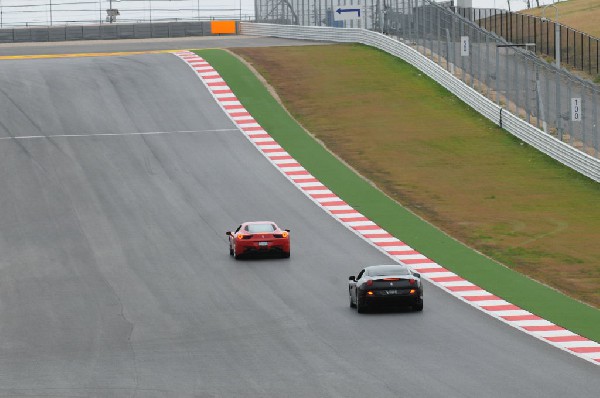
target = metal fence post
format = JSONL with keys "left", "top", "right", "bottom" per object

{"left": 496, "top": 46, "right": 500, "bottom": 106}
{"left": 556, "top": 70, "right": 562, "bottom": 141}
{"left": 568, "top": 78, "right": 573, "bottom": 143}
{"left": 505, "top": 45, "right": 509, "bottom": 109}
{"left": 525, "top": 58, "right": 530, "bottom": 124}
{"left": 594, "top": 90, "right": 598, "bottom": 156}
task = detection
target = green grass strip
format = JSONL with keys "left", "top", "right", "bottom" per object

{"left": 194, "top": 48, "right": 600, "bottom": 342}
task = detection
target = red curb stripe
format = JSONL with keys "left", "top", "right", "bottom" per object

{"left": 211, "top": 89, "right": 233, "bottom": 94}
{"left": 269, "top": 155, "right": 293, "bottom": 160}
{"left": 301, "top": 185, "right": 327, "bottom": 190}
{"left": 352, "top": 224, "right": 381, "bottom": 231}
{"left": 293, "top": 177, "right": 318, "bottom": 183}
{"left": 431, "top": 275, "right": 465, "bottom": 283}
{"left": 229, "top": 111, "right": 251, "bottom": 117}
{"left": 339, "top": 215, "right": 366, "bottom": 220}
{"left": 446, "top": 285, "right": 482, "bottom": 292}
{"left": 248, "top": 133, "right": 271, "bottom": 139}
{"left": 261, "top": 148, "right": 285, "bottom": 153}
{"left": 224, "top": 105, "right": 244, "bottom": 110}
{"left": 236, "top": 119, "right": 258, "bottom": 125}
{"left": 321, "top": 200, "right": 348, "bottom": 206}
{"left": 388, "top": 250, "right": 420, "bottom": 255}
{"left": 285, "top": 170, "right": 310, "bottom": 176}
{"left": 568, "top": 347, "right": 600, "bottom": 353}
{"left": 482, "top": 304, "right": 521, "bottom": 311}
{"left": 207, "top": 82, "right": 227, "bottom": 87}
{"left": 522, "top": 325, "right": 565, "bottom": 332}
{"left": 463, "top": 295, "right": 502, "bottom": 302}
{"left": 202, "top": 74, "right": 221, "bottom": 79}
{"left": 545, "top": 335, "right": 588, "bottom": 342}
{"left": 242, "top": 126, "right": 264, "bottom": 132}
{"left": 501, "top": 314, "right": 543, "bottom": 321}
{"left": 362, "top": 233, "right": 393, "bottom": 238}
{"left": 329, "top": 209, "right": 359, "bottom": 215}
{"left": 279, "top": 163, "right": 302, "bottom": 168}
{"left": 417, "top": 267, "right": 450, "bottom": 273}
{"left": 376, "top": 241, "right": 406, "bottom": 247}
{"left": 402, "top": 258, "right": 435, "bottom": 265}
{"left": 217, "top": 96, "right": 238, "bottom": 101}
{"left": 310, "top": 193, "right": 337, "bottom": 199}
{"left": 255, "top": 141, "right": 278, "bottom": 146}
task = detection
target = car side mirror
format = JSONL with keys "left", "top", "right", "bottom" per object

{"left": 226, "top": 231, "right": 232, "bottom": 236}
{"left": 349, "top": 276, "right": 355, "bottom": 281}
{"left": 412, "top": 272, "right": 420, "bottom": 278}
{"left": 285, "top": 229, "right": 290, "bottom": 232}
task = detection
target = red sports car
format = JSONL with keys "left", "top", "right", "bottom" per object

{"left": 226, "top": 221, "right": 290, "bottom": 259}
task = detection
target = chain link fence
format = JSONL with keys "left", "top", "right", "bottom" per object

{"left": 254, "top": 0, "right": 600, "bottom": 158}
{"left": 465, "top": 8, "right": 600, "bottom": 76}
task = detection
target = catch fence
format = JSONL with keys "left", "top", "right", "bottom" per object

{"left": 460, "top": 7, "right": 600, "bottom": 76}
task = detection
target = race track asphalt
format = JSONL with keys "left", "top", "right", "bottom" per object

{"left": 0, "top": 50, "right": 598, "bottom": 397}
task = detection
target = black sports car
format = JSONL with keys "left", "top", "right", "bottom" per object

{"left": 349, "top": 264, "right": 424, "bottom": 313}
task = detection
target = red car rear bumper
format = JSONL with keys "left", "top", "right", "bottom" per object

{"left": 235, "top": 238, "right": 290, "bottom": 254}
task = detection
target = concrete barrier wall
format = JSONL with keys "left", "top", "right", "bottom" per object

{"left": 0, "top": 21, "right": 238, "bottom": 43}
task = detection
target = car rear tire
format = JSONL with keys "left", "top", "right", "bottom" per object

{"left": 349, "top": 293, "right": 356, "bottom": 308}
{"left": 229, "top": 244, "right": 233, "bottom": 256}
{"left": 413, "top": 299, "right": 423, "bottom": 312}
{"left": 281, "top": 251, "right": 290, "bottom": 258}
{"left": 233, "top": 245, "right": 241, "bottom": 260}
{"left": 356, "top": 295, "right": 367, "bottom": 314}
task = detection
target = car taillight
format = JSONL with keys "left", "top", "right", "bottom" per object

{"left": 409, "top": 279, "right": 416, "bottom": 285}
{"left": 366, "top": 279, "right": 373, "bottom": 286}
{"left": 236, "top": 234, "right": 244, "bottom": 240}
{"left": 410, "top": 289, "right": 416, "bottom": 294}
{"left": 282, "top": 231, "right": 289, "bottom": 238}
{"left": 367, "top": 291, "right": 374, "bottom": 295}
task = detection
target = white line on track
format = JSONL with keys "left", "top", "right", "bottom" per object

{"left": 0, "top": 128, "right": 239, "bottom": 141}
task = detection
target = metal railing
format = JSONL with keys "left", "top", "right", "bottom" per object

{"left": 240, "top": 21, "right": 600, "bottom": 182}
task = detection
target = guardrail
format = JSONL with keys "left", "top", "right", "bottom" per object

{"left": 240, "top": 22, "right": 600, "bottom": 183}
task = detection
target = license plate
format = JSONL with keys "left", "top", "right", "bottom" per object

{"left": 258, "top": 242, "right": 268, "bottom": 246}
{"left": 386, "top": 290, "right": 399, "bottom": 295}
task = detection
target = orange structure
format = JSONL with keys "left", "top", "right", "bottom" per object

{"left": 211, "top": 21, "right": 237, "bottom": 34}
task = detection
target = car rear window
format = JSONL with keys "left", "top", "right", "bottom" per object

{"left": 368, "top": 267, "right": 410, "bottom": 277}
{"left": 246, "top": 223, "right": 276, "bottom": 233}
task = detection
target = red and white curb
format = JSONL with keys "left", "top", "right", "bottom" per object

{"left": 173, "top": 50, "right": 600, "bottom": 366}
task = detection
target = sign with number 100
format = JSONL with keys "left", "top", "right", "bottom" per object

{"left": 461, "top": 36, "right": 469, "bottom": 56}
{"left": 571, "top": 98, "right": 582, "bottom": 121}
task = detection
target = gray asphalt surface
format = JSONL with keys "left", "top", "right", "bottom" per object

{"left": 0, "top": 35, "right": 328, "bottom": 56}
{"left": 0, "top": 52, "right": 598, "bottom": 397}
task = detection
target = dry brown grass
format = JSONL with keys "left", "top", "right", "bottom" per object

{"left": 232, "top": 44, "right": 600, "bottom": 308}
{"left": 521, "top": 0, "right": 600, "bottom": 38}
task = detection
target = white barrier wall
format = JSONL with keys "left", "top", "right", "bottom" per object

{"left": 240, "top": 22, "right": 600, "bottom": 183}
